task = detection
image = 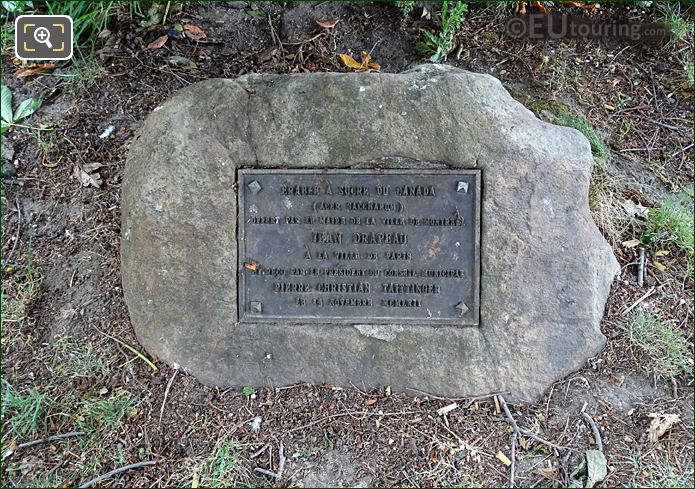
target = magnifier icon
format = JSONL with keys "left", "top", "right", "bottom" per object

{"left": 33, "top": 27, "right": 53, "bottom": 48}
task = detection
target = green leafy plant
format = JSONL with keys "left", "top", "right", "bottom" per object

{"left": 395, "top": 0, "right": 415, "bottom": 17}
{"left": 1, "top": 85, "right": 42, "bottom": 134}
{"left": 242, "top": 386, "right": 256, "bottom": 396}
{"left": 417, "top": 1, "right": 468, "bottom": 62}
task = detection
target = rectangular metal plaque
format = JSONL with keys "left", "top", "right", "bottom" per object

{"left": 238, "top": 169, "right": 480, "bottom": 325}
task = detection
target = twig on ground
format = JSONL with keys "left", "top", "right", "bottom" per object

{"left": 254, "top": 467, "right": 279, "bottom": 478}
{"left": 498, "top": 395, "right": 569, "bottom": 487}
{"left": 289, "top": 409, "right": 422, "bottom": 432}
{"left": 580, "top": 404, "right": 603, "bottom": 452}
{"left": 622, "top": 287, "right": 656, "bottom": 315}
{"left": 159, "top": 367, "right": 179, "bottom": 425}
{"left": 638, "top": 247, "right": 645, "bottom": 287}
{"left": 6, "top": 196, "right": 21, "bottom": 263}
{"left": 78, "top": 461, "right": 156, "bottom": 488}
{"left": 250, "top": 443, "right": 270, "bottom": 459}
{"left": 2, "top": 431, "right": 85, "bottom": 461}
{"left": 277, "top": 442, "right": 286, "bottom": 478}
{"left": 509, "top": 431, "right": 518, "bottom": 488}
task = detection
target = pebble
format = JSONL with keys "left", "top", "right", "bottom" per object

{"left": 2, "top": 161, "right": 16, "bottom": 178}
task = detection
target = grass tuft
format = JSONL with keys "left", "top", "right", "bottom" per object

{"left": 196, "top": 437, "right": 253, "bottom": 487}
{"left": 53, "top": 339, "right": 111, "bottom": 380}
{"left": 1, "top": 382, "right": 55, "bottom": 440}
{"left": 660, "top": 3, "right": 694, "bottom": 43}
{"left": 622, "top": 311, "right": 693, "bottom": 379}
{"left": 76, "top": 389, "right": 137, "bottom": 432}
{"left": 642, "top": 191, "right": 694, "bottom": 254}
{"left": 555, "top": 108, "right": 609, "bottom": 165}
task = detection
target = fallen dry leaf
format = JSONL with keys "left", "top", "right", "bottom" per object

{"left": 652, "top": 261, "right": 667, "bottom": 271}
{"left": 537, "top": 465, "right": 557, "bottom": 479}
{"left": 365, "top": 397, "right": 378, "bottom": 406}
{"left": 647, "top": 412, "right": 680, "bottom": 442}
{"left": 244, "top": 261, "right": 260, "bottom": 271}
{"left": 15, "top": 63, "right": 56, "bottom": 78}
{"left": 316, "top": 19, "right": 339, "bottom": 28}
{"left": 183, "top": 24, "right": 206, "bottom": 41}
{"left": 73, "top": 164, "right": 102, "bottom": 188}
{"left": 339, "top": 51, "right": 380, "bottom": 72}
{"left": 496, "top": 451, "right": 512, "bottom": 466}
{"left": 655, "top": 250, "right": 670, "bottom": 256}
{"left": 147, "top": 34, "right": 169, "bottom": 49}
{"left": 622, "top": 239, "right": 641, "bottom": 248}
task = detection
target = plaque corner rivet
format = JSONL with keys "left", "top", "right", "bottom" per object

{"left": 250, "top": 301, "right": 262, "bottom": 313}
{"left": 248, "top": 180, "right": 262, "bottom": 194}
{"left": 456, "top": 181, "right": 468, "bottom": 193}
{"left": 455, "top": 301, "right": 469, "bottom": 316}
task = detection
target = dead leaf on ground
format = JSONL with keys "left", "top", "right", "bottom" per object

{"left": 537, "top": 465, "right": 557, "bottom": 479}
{"left": 496, "top": 451, "right": 512, "bottom": 466}
{"left": 15, "top": 63, "right": 56, "bottom": 78}
{"left": 73, "top": 163, "right": 103, "bottom": 188}
{"left": 622, "top": 239, "right": 641, "bottom": 248}
{"left": 316, "top": 19, "right": 339, "bottom": 28}
{"left": 365, "top": 397, "right": 378, "bottom": 406}
{"left": 244, "top": 261, "right": 260, "bottom": 271}
{"left": 183, "top": 24, "right": 206, "bottom": 41}
{"left": 647, "top": 412, "right": 681, "bottom": 442}
{"left": 339, "top": 51, "right": 380, "bottom": 73}
{"left": 147, "top": 34, "right": 169, "bottom": 49}
{"left": 652, "top": 261, "right": 667, "bottom": 271}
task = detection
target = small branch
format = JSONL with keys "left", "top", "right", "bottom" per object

{"left": 622, "top": 287, "right": 656, "bottom": 316}
{"left": 277, "top": 442, "right": 286, "bottom": 478}
{"left": 250, "top": 443, "right": 270, "bottom": 459}
{"left": 637, "top": 248, "right": 645, "bottom": 287}
{"left": 2, "top": 431, "right": 85, "bottom": 461}
{"left": 159, "top": 368, "right": 179, "bottom": 425}
{"left": 78, "top": 461, "right": 156, "bottom": 488}
{"left": 498, "top": 396, "right": 569, "bottom": 452}
{"left": 254, "top": 467, "right": 279, "bottom": 478}
{"left": 509, "top": 431, "right": 518, "bottom": 488}
{"left": 580, "top": 409, "right": 603, "bottom": 452}
{"left": 6, "top": 196, "right": 21, "bottom": 264}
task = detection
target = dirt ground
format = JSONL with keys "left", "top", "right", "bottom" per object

{"left": 1, "top": 2, "right": 693, "bottom": 487}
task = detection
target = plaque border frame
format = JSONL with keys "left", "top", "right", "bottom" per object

{"left": 237, "top": 168, "right": 481, "bottom": 326}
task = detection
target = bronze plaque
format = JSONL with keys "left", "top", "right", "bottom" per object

{"left": 238, "top": 169, "right": 481, "bottom": 325}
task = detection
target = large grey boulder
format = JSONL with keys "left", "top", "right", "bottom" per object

{"left": 121, "top": 65, "right": 619, "bottom": 402}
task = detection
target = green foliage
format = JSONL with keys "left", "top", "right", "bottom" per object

{"left": 554, "top": 108, "right": 609, "bottom": 164}
{"left": 1, "top": 382, "right": 54, "bottom": 440}
{"left": 623, "top": 311, "right": 693, "bottom": 379}
{"left": 417, "top": 1, "right": 468, "bottom": 62}
{"left": 75, "top": 389, "right": 136, "bottom": 432}
{"left": 197, "top": 439, "right": 250, "bottom": 487}
{"left": 53, "top": 340, "right": 111, "bottom": 380}
{"left": 1, "top": 1, "right": 33, "bottom": 12}
{"left": 660, "top": 2, "right": 693, "bottom": 43}
{"left": 642, "top": 190, "right": 694, "bottom": 273}
{"left": 1, "top": 85, "right": 42, "bottom": 134}
{"left": 242, "top": 386, "right": 256, "bottom": 396}
{"left": 395, "top": 0, "right": 415, "bottom": 17}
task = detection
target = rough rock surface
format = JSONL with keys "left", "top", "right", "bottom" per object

{"left": 121, "top": 65, "right": 619, "bottom": 402}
